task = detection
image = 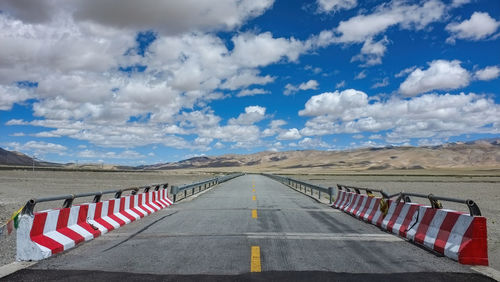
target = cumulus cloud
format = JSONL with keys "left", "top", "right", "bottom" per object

{"left": 229, "top": 106, "right": 267, "bottom": 125}
{"left": 316, "top": 0, "right": 357, "bottom": 13}
{"left": 5, "top": 141, "right": 67, "bottom": 156}
{"left": 262, "top": 119, "right": 287, "bottom": 137}
{"left": 399, "top": 60, "right": 470, "bottom": 96}
{"left": 236, "top": 88, "right": 270, "bottom": 97}
{"left": 446, "top": 12, "right": 500, "bottom": 43}
{"left": 372, "top": 77, "right": 389, "bottom": 89}
{"left": 0, "top": 0, "right": 274, "bottom": 35}
{"left": 298, "top": 138, "right": 330, "bottom": 149}
{"left": 474, "top": 66, "right": 500, "bottom": 81}
{"left": 277, "top": 128, "right": 302, "bottom": 140}
{"left": 354, "top": 70, "right": 367, "bottom": 80}
{"left": 78, "top": 149, "right": 145, "bottom": 159}
{"left": 351, "top": 36, "right": 389, "bottom": 66}
{"left": 0, "top": 2, "right": 314, "bottom": 150}
{"left": 299, "top": 89, "right": 500, "bottom": 141}
{"left": 307, "top": 0, "right": 446, "bottom": 66}
{"left": 284, "top": 80, "right": 319, "bottom": 95}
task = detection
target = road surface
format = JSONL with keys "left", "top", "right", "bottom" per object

{"left": 2, "top": 174, "right": 493, "bottom": 281}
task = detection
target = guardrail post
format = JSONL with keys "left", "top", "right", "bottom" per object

{"left": 114, "top": 190, "right": 123, "bottom": 199}
{"left": 93, "top": 193, "right": 102, "bottom": 203}
{"left": 62, "top": 196, "right": 74, "bottom": 208}
{"left": 318, "top": 190, "right": 321, "bottom": 199}
{"left": 328, "top": 187, "right": 333, "bottom": 204}
{"left": 171, "top": 186, "right": 178, "bottom": 202}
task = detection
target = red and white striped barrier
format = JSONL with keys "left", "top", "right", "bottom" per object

{"left": 332, "top": 190, "right": 347, "bottom": 209}
{"left": 340, "top": 192, "right": 355, "bottom": 212}
{"left": 381, "top": 201, "right": 422, "bottom": 238}
{"left": 379, "top": 201, "right": 488, "bottom": 265}
{"left": 406, "top": 206, "right": 488, "bottom": 265}
{"left": 17, "top": 189, "right": 172, "bottom": 261}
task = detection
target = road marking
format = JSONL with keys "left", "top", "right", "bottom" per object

{"left": 471, "top": 266, "right": 500, "bottom": 281}
{"left": 252, "top": 185, "right": 255, "bottom": 188}
{"left": 252, "top": 189, "right": 256, "bottom": 193}
{"left": 98, "top": 232, "right": 404, "bottom": 241}
{"left": 251, "top": 246, "right": 261, "bottom": 272}
{"left": 0, "top": 262, "right": 37, "bottom": 279}
{"left": 252, "top": 195, "right": 256, "bottom": 201}
{"left": 245, "top": 232, "right": 404, "bottom": 241}
{"left": 252, "top": 209, "right": 258, "bottom": 218}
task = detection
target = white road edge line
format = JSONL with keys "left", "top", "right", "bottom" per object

{"left": 470, "top": 266, "right": 500, "bottom": 281}
{"left": 0, "top": 261, "right": 37, "bottom": 279}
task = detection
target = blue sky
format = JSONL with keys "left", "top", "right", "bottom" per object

{"left": 0, "top": 0, "right": 499, "bottom": 165}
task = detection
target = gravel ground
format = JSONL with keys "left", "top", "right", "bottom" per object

{"left": 0, "top": 170, "right": 212, "bottom": 267}
{"left": 291, "top": 174, "right": 500, "bottom": 270}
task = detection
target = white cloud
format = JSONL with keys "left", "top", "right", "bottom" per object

{"left": 474, "top": 66, "right": 500, "bottom": 81}
{"left": 228, "top": 106, "right": 267, "bottom": 125}
{"left": 6, "top": 141, "right": 67, "bottom": 156}
{"left": 236, "top": 88, "right": 270, "bottom": 97}
{"left": 220, "top": 70, "right": 275, "bottom": 90}
{"left": 298, "top": 137, "right": 330, "bottom": 149}
{"left": 304, "top": 65, "right": 322, "bottom": 74}
{"left": 316, "top": 0, "right": 357, "bottom": 13}
{"left": 0, "top": 0, "right": 274, "bottom": 35}
{"left": 299, "top": 89, "right": 368, "bottom": 117}
{"left": 354, "top": 70, "right": 367, "bottom": 80}
{"left": 352, "top": 134, "right": 364, "bottom": 139}
{"left": 451, "top": 0, "right": 471, "bottom": 8}
{"left": 446, "top": 12, "right": 500, "bottom": 43}
{"left": 334, "top": 0, "right": 446, "bottom": 43}
{"left": 230, "top": 32, "right": 305, "bottom": 68}
{"left": 78, "top": 149, "right": 145, "bottom": 159}
{"left": 372, "top": 77, "right": 389, "bottom": 89}
{"left": 299, "top": 89, "right": 500, "bottom": 141}
{"left": 369, "top": 134, "right": 383, "bottom": 140}
{"left": 277, "top": 128, "right": 302, "bottom": 140}
{"left": 262, "top": 119, "right": 287, "bottom": 137}
{"left": 336, "top": 80, "right": 346, "bottom": 88}
{"left": 351, "top": 36, "right": 389, "bottom": 66}
{"left": 307, "top": 0, "right": 446, "bottom": 65}
{"left": 395, "top": 66, "right": 417, "bottom": 78}
{"left": 284, "top": 80, "right": 319, "bottom": 95}
{"left": 399, "top": 60, "right": 470, "bottom": 96}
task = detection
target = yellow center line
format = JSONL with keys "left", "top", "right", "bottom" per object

{"left": 251, "top": 246, "right": 261, "bottom": 272}
{"left": 252, "top": 209, "right": 258, "bottom": 218}
{"left": 252, "top": 195, "right": 256, "bottom": 201}
{"left": 252, "top": 184, "right": 255, "bottom": 187}
{"left": 252, "top": 189, "right": 256, "bottom": 193}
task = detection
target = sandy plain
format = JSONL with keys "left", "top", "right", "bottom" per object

{"left": 0, "top": 170, "right": 499, "bottom": 270}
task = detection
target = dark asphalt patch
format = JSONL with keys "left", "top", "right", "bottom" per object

{"left": 2, "top": 269, "right": 495, "bottom": 282}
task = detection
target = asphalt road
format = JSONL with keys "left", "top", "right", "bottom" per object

{"left": 2, "top": 174, "right": 494, "bottom": 281}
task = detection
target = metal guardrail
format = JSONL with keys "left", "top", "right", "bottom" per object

{"left": 337, "top": 184, "right": 389, "bottom": 198}
{"left": 262, "top": 174, "right": 334, "bottom": 204}
{"left": 170, "top": 173, "right": 245, "bottom": 202}
{"left": 21, "top": 183, "right": 169, "bottom": 216}
{"left": 264, "top": 174, "right": 482, "bottom": 216}
{"left": 388, "top": 191, "right": 482, "bottom": 216}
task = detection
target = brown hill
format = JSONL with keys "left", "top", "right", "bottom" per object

{"left": 145, "top": 139, "right": 500, "bottom": 172}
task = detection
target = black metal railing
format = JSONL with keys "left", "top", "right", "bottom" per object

{"left": 170, "top": 173, "right": 244, "bottom": 202}
{"left": 262, "top": 174, "right": 334, "bottom": 204}
{"left": 21, "top": 183, "right": 168, "bottom": 215}
{"left": 264, "top": 173, "right": 482, "bottom": 216}
{"left": 388, "top": 191, "right": 482, "bottom": 216}
{"left": 337, "top": 184, "right": 389, "bottom": 198}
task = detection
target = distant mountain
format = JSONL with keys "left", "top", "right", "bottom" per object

{"left": 2, "top": 138, "right": 499, "bottom": 171}
{"left": 141, "top": 139, "right": 500, "bottom": 172}
{"left": 0, "top": 148, "right": 35, "bottom": 166}
{"left": 0, "top": 148, "right": 63, "bottom": 167}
